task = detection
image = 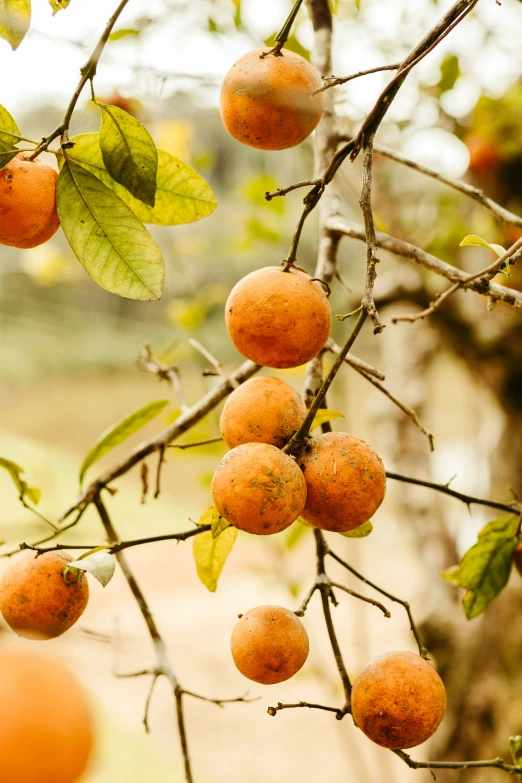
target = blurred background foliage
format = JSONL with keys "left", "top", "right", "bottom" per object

{"left": 2, "top": 1, "right": 522, "bottom": 781}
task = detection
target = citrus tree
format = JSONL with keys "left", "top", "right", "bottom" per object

{"left": 1, "top": 0, "right": 522, "bottom": 781}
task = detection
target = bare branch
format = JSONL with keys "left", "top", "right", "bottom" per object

{"left": 267, "top": 701, "right": 347, "bottom": 719}
{"left": 327, "top": 218, "right": 522, "bottom": 310}
{"left": 189, "top": 338, "right": 240, "bottom": 389}
{"left": 314, "top": 63, "right": 401, "bottom": 94}
{"left": 386, "top": 472, "right": 519, "bottom": 514}
{"left": 395, "top": 749, "right": 521, "bottom": 776}
{"left": 359, "top": 141, "right": 384, "bottom": 333}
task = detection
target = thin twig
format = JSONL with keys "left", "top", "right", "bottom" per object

{"left": 330, "top": 582, "right": 391, "bottom": 618}
{"left": 328, "top": 549, "right": 427, "bottom": 657}
{"left": 267, "top": 701, "right": 347, "bottom": 719}
{"left": 137, "top": 343, "right": 189, "bottom": 411}
{"left": 395, "top": 749, "right": 522, "bottom": 775}
{"left": 265, "top": 178, "right": 320, "bottom": 201}
{"left": 386, "top": 472, "right": 518, "bottom": 514}
{"left": 359, "top": 141, "right": 384, "bottom": 334}
{"left": 167, "top": 436, "right": 224, "bottom": 450}
{"left": 327, "top": 218, "right": 522, "bottom": 310}
{"left": 143, "top": 673, "right": 160, "bottom": 733}
{"left": 284, "top": 308, "right": 367, "bottom": 452}
{"left": 189, "top": 338, "right": 240, "bottom": 389}
{"left": 28, "top": 0, "right": 132, "bottom": 157}
{"left": 313, "top": 62, "right": 401, "bottom": 94}
{"left": 325, "top": 339, "right": 385, "bottom": 380}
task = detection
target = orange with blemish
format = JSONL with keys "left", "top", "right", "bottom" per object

{"left": 231, "top": 605, "right": 309, "bottom": 684}
{"left": 225, "top": 266, "right": 331, "bottom": 369}
{"left": 298, "top": 432, "right": 386, "bottom": 532}
{"left": 0, "top": 550, "right": 89, "bottom": 640}
{"left": 211, "top": 442, "right": 307, "bottom": 535}
{"left": 220, "top": 48, "right": 323, "bottom": 150}
{"left": 220, "top": 376, "right": 307, "bottom": 449}
{"left": 0, "top": 153, "right": 60, "bottom": 249}
{"left": 351, "top": 651, "right": 447, "bottom": 749}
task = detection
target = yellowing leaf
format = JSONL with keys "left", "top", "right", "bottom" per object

{"left": 0, "top": 0, "right": 30, "bottom": 50}
{"left": 108, "top": 27, "right": 140, "bottom": 41}
{"left": 99, "top": 104, "right": 158, "bottom": 207}
{"left": 56, "top": 160, "right": 165, "bottom": 300}
{"left": 48, "top": 0, "right": 70, "bottom": 12}
{"left": 79, "top": 400, "right": 169, "bottom": 485}
{"left": 339, "top": 520, "right": 373, "bottom": 538}
{"left": 0, "top": 456, "right": 40, "bottom": 505}
{"left": 62, "top": 134, "right": 217, "bottom": 226}
{"left": 460, "top": 235, "right": 506, "bottom": 258}
{"left": 193, "top": 526, "right": 237, "bottom": 592}
{"left": 198, "top": 506, "right": 231, "bottom": 539}
{"left": 311, "top": 409, "right": 345, "bottom": 430}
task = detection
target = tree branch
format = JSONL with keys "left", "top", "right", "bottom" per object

{"left": 328, "top": 218, "right": 522, "bottom": 310}
{"left": 386, "top": 472, "right": 519, "bottom": 514}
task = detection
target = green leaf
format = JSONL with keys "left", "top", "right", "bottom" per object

{"left": 193, "top": 526, "right": 237, "bottom": 592}
{"left": 460, "top": 235, "right": 506, "bottom": 258}
{"left": 0, "top": 456, "right": 40, "bottom": 505}
{"left": 311, "top": 409, "right": 345, "bottom": 430}
{"left": 48, "top": 0, "right": 70, "bottom": 12}
{"left": 0, "top": 104, "right": 21, "bottom": 145}
{"left": 61, "top": 133, "right": 217, "bottom": 225}
{"left": 0, "top": 0, "right": 30, "bottom": 49}
{"left": 79, "top": 399, "right": 169, "bottom": 485}
{"left": 56, "top": 160, "right": 165, "bottom": 300}
{"left": 99, "top": 104, "right": 158, "bottom": 207}
{"left": 339, "top": 520, "right": 373, "bottom": 539}
{"left": 0, "top": 146, "right": 20, "bottom": 168}
{"left": 442, "top": 515, "right": 518, "bottom": 619}
{"left": 198, "top": 506, "right": 231, "bottom": 539}
{"left": 68, "top": 551, "right": 115, "bottom": 587}
{"left": 108, "top": 27, "right": 140, "bottom": 41}
{"left": 509, "top": 735, "right": 522, "bottom": 779}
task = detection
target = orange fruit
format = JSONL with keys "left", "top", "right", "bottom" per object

{"left": 226, "top": 266, "right": 331, "bottom": 369}
{"left": 0, "top": 153, "right": 60, "bottom": 248}
{"left": 211, "top": 442, "right": 307, "bottom": 535}
{"left": 220, "top": 48, "right": 323, "bottom": 150}
{"left": 351, "top": 651, "right": 447, "bottom": 749}
{"left": 0, "top": 550, "right": 89, "bottom": 640}
{"left": 298, "top": 432, "right": 386, "bottom": 532}
{"left": 0, "top": 648, "right": 94, "bottom": 783}
{"left": 231, "top": 605, "right": 309, "bottom": 684}
{"left": 220, "top": 376, "right": 307, "bottom": 449}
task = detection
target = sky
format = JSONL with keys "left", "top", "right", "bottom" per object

{"left": 1, "top": 0, "right": 522, "bottom": 178}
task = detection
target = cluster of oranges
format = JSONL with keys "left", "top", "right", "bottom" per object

{"left": 0, "top": 46, "right": 447, "bottom": 777}
{"left": 218, "top": 47, "right": 446, "bottom": 752}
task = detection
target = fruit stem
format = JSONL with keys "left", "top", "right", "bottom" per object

{"left": 262, "top": 0, "right": 305, "bottom": 57}
{"left": 284, "top": 307, "right": 367, "bottom": 452}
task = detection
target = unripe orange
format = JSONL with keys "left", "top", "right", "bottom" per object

{"left": 0, "top": 153, "right": 60, "bottom": 248}
{"left": 226, "top": 266, "right": 331, "bottom": 369}
{"left": 298, "top": 432, "right": 386, "bottom": 532}
{"left": 220, "top": 48, "right": 323, "bottom": 150}
{"left": 231, "top": 605, "right": 309, "bottom": 684}
{"left": 0, "top": 550, "right": 89, "bottom": 640}
{"left": 351, "top": 651, "right": 447, "bottom": 749}
{"left": 211, "top": 442, "right": 307, "bottom": 535}
{"left": 0, "top": 648, "right": 94, "bottom": 783}
{"left": 220, "top": 376, "right": 307, "bottom": 449}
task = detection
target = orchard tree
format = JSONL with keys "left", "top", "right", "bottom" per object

{"left": 1, "top": 0, "right": 522, "bottom": 782}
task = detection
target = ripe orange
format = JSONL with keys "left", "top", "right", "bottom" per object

{"left": 211, "top": 442, "right": 307, "bottom": 535}
{"left": 231, "top": 605, "right": 309, "bottom": 684}
{"left": 225, "top": 266, "right": 331, "bottom": 369}
{"left": 0, "top": 153, "right": 60, "bottom": 248}
{"left": 351, "top": 651, "right": 447, "bottom": 749}
{"left": 298, "top": 432, "right": 386, "bottom": 532}
{"left": 0, "top": 550, "right": 89, "bottom": 640}
{"left": 220, "top": 376, "right": 307, "bottom": 449}
{"left": 0, "top": 647, "right": 94, "bottom": 783}
{"left": 220, "top": 48, "right": 323, "bottom": 150}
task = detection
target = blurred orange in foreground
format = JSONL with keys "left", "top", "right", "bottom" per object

{"left": 0, "top": 648, "right": 94, "bottom": 783}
